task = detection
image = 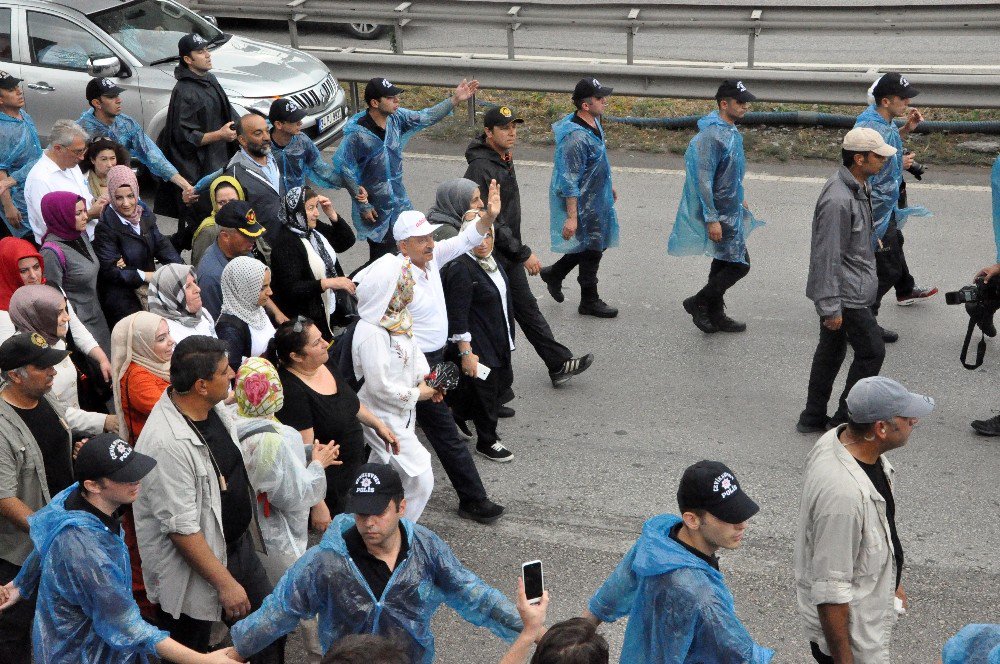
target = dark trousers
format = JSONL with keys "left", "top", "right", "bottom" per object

{"left": 874, "top": 223, "right": 916, "bottom": 315}
{"left": 416, "top": 348, "right": 489, "bottom": 506}
{"left": 695, "top": 250, "right": 751, "bottom": 304}
{"left": 810, "top": 642, "right": 834, "bottom": 663}
{"left": 368, "top": 236, "right": 397, "bottom": 263}
{"left": 548, "top": 249, "right": 604, "bottom": 301}
{"left": 170, "top": 193, "right": 210, "bottom": 253}
{"left": 801, "top": 307, "right": 886, "bottom": 424}
{"left": 156, "top": 533, "right": 285, "bottom": 663}
{"left": 0, "top": 559, "right": 35, "bottom": 664}
{"left": 496, "top": 255, "right": 572, "bottom": 372}
{"left": 448, "top": 362, "right": 512, "bottom": 447}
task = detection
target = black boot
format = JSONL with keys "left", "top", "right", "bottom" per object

{"left": 971, "top": 413, "right": 1000, "bottom": 436}
{"left": 579, "top": 286, "right": 618, "bottom": 318}
{"left": 539, "top": 266, "right": 565, "bottom": 303}
{"left": 682, "top": 295, "right": 718, "bottom": 333}
{"left": 708, "top": 298, "right": 747, "bottom": 333}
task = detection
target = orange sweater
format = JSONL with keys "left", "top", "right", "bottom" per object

{"left": 119, "top": 363, "right": 169, "bottom": 444}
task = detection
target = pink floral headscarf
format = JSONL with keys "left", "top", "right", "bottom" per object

{"left": 235, "top": 357, "right": 283, "bottom": 418}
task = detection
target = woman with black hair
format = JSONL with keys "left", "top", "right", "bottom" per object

{"left": 81, "top": 136, "right": 131, "bottom": 202}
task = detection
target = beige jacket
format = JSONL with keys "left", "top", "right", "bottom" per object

{"left": 794, "top": 427, "right": 899, "bottom": 664}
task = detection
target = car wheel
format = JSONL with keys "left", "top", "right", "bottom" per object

{"left": 344, "top": 22, "right": 385, "bottom": 40}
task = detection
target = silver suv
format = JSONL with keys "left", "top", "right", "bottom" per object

{"left": 0, "top": 0, "right": 349, "bottom": 147}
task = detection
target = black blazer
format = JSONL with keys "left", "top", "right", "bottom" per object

{"left": 216, "top": 313, "right": 251, "bottom": 373}
{"left": 269, "top": 216, "right": 356, "bottom": 336}
{"left": 93, "top": 202, "right": 183, "bottom": 328}
{"left": 442, "top": 254, "right": 515, "bottom": 369}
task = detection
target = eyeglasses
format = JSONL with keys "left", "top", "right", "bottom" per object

{"left": 60, "top": 144, "right": 87, "bottom": 157}
{"left": 291, "top": 315, "right": 309, "bottom": 333}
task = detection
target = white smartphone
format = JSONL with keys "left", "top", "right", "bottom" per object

{"left": 476, "top": 363, "right": 491, "bottom": 380}
{"left": 522, "top": 560, "right": 544, "bottom": 605}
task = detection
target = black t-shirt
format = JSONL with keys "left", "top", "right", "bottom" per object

{"left": 276, "top": 363, "right": 365, "bottom": 461}
{"left": 669, "top": 522, "right": 720, "bottom": 570}
{"left": 344, "top": 523, "right": 409, "bottom": 599}
{"left": 571, "top": 112, "right": 604, "bottom": 141}
{"left": 193, "top": 410, "right": 252, "bottom": 544}
{"left": 358, "top": 111, "right": 387, "bottom": 142}
{"left": 65, "top": 487, "right": 121, "bottom": 535}
{"left": 13, "top": 399, "right": 73, "bottom": 495}
{"left": 856, "top": 457, "right": 904, "bottom": 589}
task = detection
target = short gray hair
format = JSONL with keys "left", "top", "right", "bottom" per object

{"left": 48, "top": 120, "right": 88, "bottom": 149}
{"left": 0, "top": 366, "right": 29, "bottom": 387}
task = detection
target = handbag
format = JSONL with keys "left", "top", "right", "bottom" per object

{"left": 66, "top": 328, "right": 112, "bottom": 413}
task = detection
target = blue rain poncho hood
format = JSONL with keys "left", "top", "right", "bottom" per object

{"left": 588, "top": 514, "right": 774, "bottom": 664}
{"left": 0, "top": 110, "right": 42, "bottom": 238}
{"left": 549, "top": 113, "right": 619, "bottom": 254}
{"left": 230, "top": 513, "right": 522, "bottom": 663}
{"left": 333, "top": 101, "right": 453, "bottom": 243}
{"left": 854, "top": 104, "right": 931, "bottom": 239}
{"left": 943, "top": 624, "right": 1000, "bottom": 664}
{"left": 14, "top": 484, "right": 168, "bottom": 663}
{"left": 668, "top": 111, "right": 764, "bottom": 264}
{"left": 271, "top": 132, "right": 346, "bottom": 192}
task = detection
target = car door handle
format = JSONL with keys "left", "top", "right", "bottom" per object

{"left": 27, "top": 82, "right": 54, "bottom": 92}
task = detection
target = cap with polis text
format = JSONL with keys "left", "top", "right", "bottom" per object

{"left": 393, "top": 209, "right": 440, "bottom": 242}
{"left": 345, "top": 463, "right": 404, "bottom": 515}
{"left": 677, "top": 460, "right": 759, "bottom": 524}
{"left": 573, "top": 77, "right": 613, "bottom": 101}
{"left": 842, "top": 127, "right": 897, "bottom": 157}
{"left": 0, "top": 70, "right": 22, "bottom": 91}
{"left": 483, "top": 105, "right": 524, "bottom": 129}
{"left": 846, "top": 376, "right": 934, "bottom": 424}
{"left": 871, "top": 72, "right": 920, "bottom": 102}
{"left": 269, "top": 98, "right": 306, "bottom": 124}
{"left": 178, "top": 33, "right": 210, "bottom": 58}
{"left": 364, "top": 77, "right": 405, "bottom": 103}
{"left": 715, "top": 79, "right": 756, "bottom": 102}
{"left": 0, "top": 333, "right": 69, "bottom": 372}
{"left": 74, "top": 433, "right": 157, "bottom": 484}
{"left": 215, "top": 200, "right": 264, "bottom": 238}
{"left": 86, "top": 77, "right": 125, "bottom": 103}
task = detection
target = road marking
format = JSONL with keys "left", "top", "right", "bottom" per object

{"left": 408, "top": 152, "right": 990, "bottom": 192}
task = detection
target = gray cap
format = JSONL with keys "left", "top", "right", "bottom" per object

{"left": 846, "top": 376, "right": 935, "bottom": 424}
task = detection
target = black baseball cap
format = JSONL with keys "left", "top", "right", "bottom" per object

{"left": 364, "top": 77, "right": 405, "bottom": 103}
{"left": 178, "top": 33, "right": 211, "bottom": 58}
{"left": 483, "top": 105, "right": 524, "bottom": 129}
{"left": 0, "top": 333, "right": 69, "bottom": 372}
{"left": 676, "top": 460, "right": 759, "bottom": 524}
{"left": 572, "top": 76, "right": 613, "bottom": 101}
{"left": 715, "top": 79, "right": 756, "bottom": 103}
{"left": 74, "top": 433, "right": 157, "bottom": 484}
{"left": 344, "top": 463, "right": 404, "bottom": 515}
{"left": 86, "top": 77, "right": 125, "bottom": 102}
{"left": 871, "top": 72, "right": 920, "bottom": 102}
{"left": 0, "top": 70, "right": 22, "bottom": 91}
{"left": 269, "top": 98, "right": 306, "bottom": 124}
{"left": 215, "top": 200, "right": 264, "bottom": 238}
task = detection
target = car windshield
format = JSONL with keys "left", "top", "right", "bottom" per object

{"left": 89, "top": 0, "right": 224, "bottom": 65}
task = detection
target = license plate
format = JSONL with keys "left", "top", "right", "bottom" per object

{"left": 318, "top": 107, "right": 344, "bottom": 132}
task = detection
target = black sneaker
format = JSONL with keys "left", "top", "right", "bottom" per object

{"left": 880, "top": 326, "right": 899, "bottom": 343}
{"left": 476, "top": 441, "right": 514, "bottom": 463}
{"left": 539, "top": 266, "right": 564, "bottom": 303}
{"left": 971, "top": 413, "right": 1000, "bottom": 436}
{"left": 498, "top": 405, "right": 515, "bottom": 418}
{"left": 457, "top": 498, "right": 505, "bottom": 524}
{"left": 579, "top": 299, "right": 618, "bottom": 318}
{"left": 709, "top": 306, "right": 747, "bottom": 333}
{"left": 795, "top": 419, "right": 828, "bottom": 434}
{"left": 683, "top": 296, "right": 718, "bottom": 333}
{"left": 549, "top": 353, "right": 595, "bottom": 387}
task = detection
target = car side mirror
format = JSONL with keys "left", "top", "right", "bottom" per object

{"left": 88, "top": 56, "right": 122, "bottom": 79}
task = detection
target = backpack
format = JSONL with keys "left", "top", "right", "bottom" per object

{"left": 332, "top": 319, "right": 363, "bottom": 392}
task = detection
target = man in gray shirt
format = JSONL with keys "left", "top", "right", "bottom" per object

{"left": 797, "top": 128, "right": 896, "bottom": 433}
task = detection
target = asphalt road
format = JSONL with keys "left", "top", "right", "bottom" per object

{"left": 170, "top": 133, "right": 997, "bottom": 663}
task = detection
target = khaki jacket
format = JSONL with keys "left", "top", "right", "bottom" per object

{"left": 795, "top": 427, "right": 899, "bottom": 664}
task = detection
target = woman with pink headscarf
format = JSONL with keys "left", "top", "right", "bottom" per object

{"left": 92, "top": 164, "right": 182, "bottom": 329}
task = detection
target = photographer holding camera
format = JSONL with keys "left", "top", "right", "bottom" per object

{"left": 855, "top": 73, "right": 937, "bottom": 344}
{"left": 961, "top": 260, "right": 1000, "bottom": 435}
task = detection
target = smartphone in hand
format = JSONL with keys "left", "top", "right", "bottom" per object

{"left": 522, "top": 560, "right": 544, "bottom": 605}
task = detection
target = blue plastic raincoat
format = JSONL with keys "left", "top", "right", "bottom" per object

{"left": 853, "top": 104, "right": 931, "bottom": 238}
{"left": 942, "top": 624, "right": 1000, "bottom": 664}
{"left": 333, "top": 100, "right": 453, "bottom": 242}
{"left": 77, "top": 109, "right": 179, "bottom": 183}
{"left": 230, "top": 513, "right": 522, "bottom": 662}
{"left": 0, "top": 109, "right": 42, "bottom": 238}
{"left": 14, "top": 485, "right": 168, "bottom": 664}
{"left": 667, "top": 111, "right": 763, "bottom": 264}
{"left": 549, "top": 114, "right": 619, "bottom": 253}
{"left": 588, "top": 514, "right": 774, "bottom": 664}
{"left": 992, "top": 156, "right": 1000, "bottom": 263}
{"left": 271, "top": 133, "right": 346, "bottom": 192}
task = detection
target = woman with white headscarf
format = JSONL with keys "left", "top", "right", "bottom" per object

{"left": 148, "top": 263, "right": 216, "bottom": 344}
{"left": 216, "top": 255, "right": 275, "bottom": 373}
{"left": 351, "top": 254, "right": 442, "bottom": 522}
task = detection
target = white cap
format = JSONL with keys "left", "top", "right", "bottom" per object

{"left": 842, "top": 128, "right": 897, "bottom": 157}
{"left": 392, "top": 210, "right": 440, "bottom": 242}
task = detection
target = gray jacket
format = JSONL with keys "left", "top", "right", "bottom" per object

{"left": 806, "top": 166, "right": 878, "bottom": 317}
{"left": 0, "top": 393, "right": 71, "bottom": 566}
{"left": 225, "top": 149, "right": 285, "bottom": 246}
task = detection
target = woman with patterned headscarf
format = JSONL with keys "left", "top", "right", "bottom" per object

{"left": 92, "top": 164, "right": 182, "bottom": 329}
{"left": 148, "top": 263, "right": 216, "bottom": 344}
{"left": 216, "top": 255, "right": 275, "bottom": 372}
{"left": 351, "top": 254, "right": 442, "bottom": 522}
{"left": 270, "top": 186, "right": 356, "bottom": 339}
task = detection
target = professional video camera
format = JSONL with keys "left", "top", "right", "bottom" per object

{"left": 945, "top": 278, "right": 1000, "bottom": 368}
